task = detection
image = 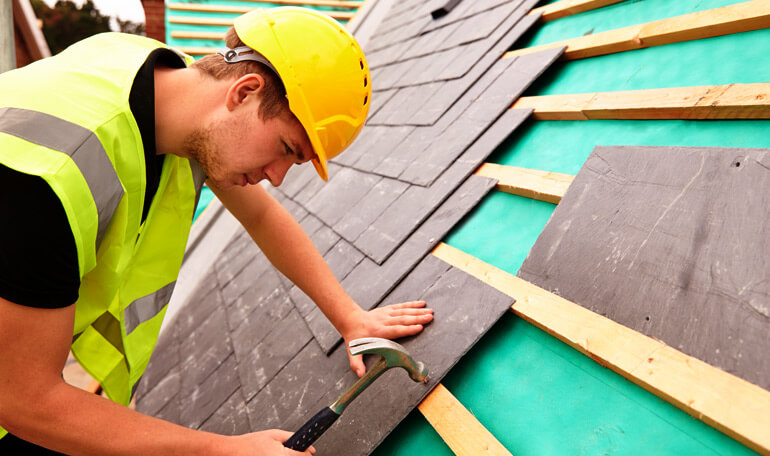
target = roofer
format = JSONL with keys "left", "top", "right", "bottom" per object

{"left": 0, "top": 7, "right": 433, "bottom": 455}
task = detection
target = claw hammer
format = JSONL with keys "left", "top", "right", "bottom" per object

{"left": 283, "top": 337, "right": 429, "bottom": 451}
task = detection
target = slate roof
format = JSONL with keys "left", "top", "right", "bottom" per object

{"left": 519, "top": 145, "right": 770, "bottom": 390}
{"left": 135, "top": 1, "right": 564, "bottom": 453}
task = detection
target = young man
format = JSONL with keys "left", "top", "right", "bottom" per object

{"left": 0, "top": 7, "right": 432, "bottom": 455}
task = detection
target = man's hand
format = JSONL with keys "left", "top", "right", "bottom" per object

{"left": 228, "top": 430, "right": 316, "bottom": 456}
{"left": 342, "top": 301, "right": 433, "bottom": 377}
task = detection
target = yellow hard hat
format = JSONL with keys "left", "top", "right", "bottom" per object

{"left": 233, "top": 7, "right": 371, "bottom": 181}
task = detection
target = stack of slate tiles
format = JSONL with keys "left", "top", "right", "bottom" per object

{"left": 136, "top": 1, "right": 564, "bottom": 453}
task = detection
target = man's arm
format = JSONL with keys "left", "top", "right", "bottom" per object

{"left": 210, "top": 181, "right": 434, "bottom": 376}
{"left": 0, "top": 296, "right": 314, "bottom": 455}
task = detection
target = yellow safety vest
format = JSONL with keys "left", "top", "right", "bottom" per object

{"left": 0, "top": 33, "right": 205, "bottom": 439}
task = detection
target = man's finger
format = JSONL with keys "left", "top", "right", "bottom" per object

{"left": 387, "top": 300, "right": 427, "bottom": 309}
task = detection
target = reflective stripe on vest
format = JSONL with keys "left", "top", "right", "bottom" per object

{"left": 0, "top": 107, "right": 123, "bottom": 248}
{"left": 124, "top": 282, "right": 176, "bottom": 334}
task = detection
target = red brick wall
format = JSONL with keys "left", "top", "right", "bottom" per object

{"left": 141, "top": 0, "right": 165, "bottom": 43}
{"left": 14, "top": 24, "right": 32, "bottom": 68}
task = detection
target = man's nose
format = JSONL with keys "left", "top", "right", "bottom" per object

{"left": 266, "top": 159, "right": 293, "bottom": 187}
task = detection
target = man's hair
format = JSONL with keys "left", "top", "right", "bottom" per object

{"left": 192, "top": 28, "right": 289, "bottom": 120}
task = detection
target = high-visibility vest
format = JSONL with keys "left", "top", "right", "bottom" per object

{"left": 0, "top": 33, "right": 205, "bottom": 439}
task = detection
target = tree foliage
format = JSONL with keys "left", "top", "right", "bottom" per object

{"left": 30, "top": 0, "right": 145, "bottom": 54}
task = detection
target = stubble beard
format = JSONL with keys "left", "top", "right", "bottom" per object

{"left": 183, "top": 125, "right": 227, "bottom": 188}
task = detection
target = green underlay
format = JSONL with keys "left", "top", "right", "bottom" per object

{"left": 378, "top": 0, "right": 766, "bottom": 454}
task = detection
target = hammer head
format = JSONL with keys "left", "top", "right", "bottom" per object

{"left": 348, "top": 337, "right": 428, "bottom": 383}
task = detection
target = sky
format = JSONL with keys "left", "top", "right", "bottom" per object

{"left": 41, "top": 0, "right": 146, "bottom": 28}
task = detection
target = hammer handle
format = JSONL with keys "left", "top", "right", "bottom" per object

{"left": 283, "top": 406, "right": 340, "bottom": 451}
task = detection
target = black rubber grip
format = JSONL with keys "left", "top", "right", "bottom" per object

{"left": 283, "top": 406, "right": 340, "bottom": 451}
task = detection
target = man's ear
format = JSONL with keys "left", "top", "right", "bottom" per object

{"left": 224, "top": 73, "right": 266, "bottom": 111}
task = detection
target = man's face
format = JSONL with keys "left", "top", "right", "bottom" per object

{"left": 186, "top": 104, "right": 314, "bottom": 190}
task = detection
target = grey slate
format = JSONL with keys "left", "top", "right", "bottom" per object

{"left": 237, "top": 309, "right": 313, "bottom": 401}
{"left": 308, "top": 175, "right": 497, "bottom": 354}
{"left": 199, "top": 389, "right": 251, "bottom": 436}
{"left": 305, "top": 256, "right": 515, "bottom": 456}
{"left": 305, "top": 166, "right": 381, "bottom": 227}
{"left": 354, "top": 109, "right": 530, "bottom": 265}
{"left": 519, "top": 145, "right": 770, "bottom": 389}
{"left": 179, "top": 354, "right": 241, "bottom": 429}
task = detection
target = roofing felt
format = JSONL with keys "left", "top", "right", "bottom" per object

{"left": 136, "top": 0, "right": 564, "bottom": 452}
{"left": 518, "top": 145, "right": 770, "bottom": 390}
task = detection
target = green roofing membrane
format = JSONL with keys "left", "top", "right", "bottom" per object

{"left": 376, "top": 0, "right": 766, "bottom": 454}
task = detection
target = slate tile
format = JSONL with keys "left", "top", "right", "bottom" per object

{"left": 324, "top": 240, "right": 365, "bottom": 282}
{"left": 175, "top": 285, "right": 226, "bottom": 341}
{"left": 230, "top": 284, "right": 294, "bottom": 362}
{"left": 323, "top": 176, "right": 496, "bottom": 353}
{"left": 289, "top": 285, "right": 316, "bottom": 317}
{"left": 154, "top": 393, "right": 182, "bottom": 425}
{"left": 309, "top": 223, "right": 340, "bottom": 257}
{"left": 458, "top": 108, "right": 532, "bottom": 165}
{"left": 406, "top": 75, "right": 451, "bottom": 111}
{"left": 356, "top": 172, "right": 496, "bottom": 265}
{"left": 378, "top": 249, "right": 453, "bottom": 306}
{"left": 312, "top": 261, "right": 515, "bottom": 456}
{"left": 294, "top": 163, "right": 340, "bottom": 206}
{"left": 178, "top": 306, "right": 233, "bottom": 392}
{"left": 137, "top": 323, "right": 180, "bottom": 395}
{"left": 303, "top": 306, "right": 342, "bottom": 354}
{"left": 367, "top": 39, "right": 413, "bottom": 69}
{"left": 279, "top": 162, "right": 317, "bottom": 199}
{"left": 334, "top": 177, "right": 410, "bottom": 242}
{"left": 375, "top": 125, "right": 438, "bottom": 178}
{"left": 399, "top": 117, "right": 488, "bottom": 186}
{"left": 199, "top": 389, "right": 251, "bottom": 436}
{"left": 437, "top": 40, "right": 493, "bottom": 81}
{"left": 213, "top": 233, "right": 260, "bottom": 286}
{"left": 225, "top": 267, "right": 285, "bottom": 331}
{"left": 330, "top": 125, "right": 382, "bottom": 168}
{"left": 351, "top": 125, "right": 415, "bottom": 174}
{"left": 221, "top": 252, "right": 273, "bottom": 305}
{"left": 398, "top": 23, "right": 460, "bottom": 61}
{"left": 135, "top": 368, "right": 180, "bottom": 417}
{"left": 179, "top": 354, "right": 240, "bottom": 430}
{"left": 245, "top": 340, "right": 350, "bottom": 432}
{"left": 305, "top": 167, "right": 381, "bottom": 227}
{"left": 368, "top": 60, "right": 417, "bottom": 93}
{"left": 367, "top": 88, "right": 398, "bottom": 119}
{"left": 237, "top": 310, "right": 313, "bottom": 401}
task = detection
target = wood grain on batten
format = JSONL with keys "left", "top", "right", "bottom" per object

{"left": 507, "top": 0, "right": 770, "bottom": 60}
{"left": 512, "top": 83, "right": 770, "bottom": 120}
{"left": 419, "top": 383, "right": 512, "bottom": 456}
{"left": 430, "top": 242, "right": 770, "bottom": 456}
{"left": 529, "top": 0, "right": 626, "bottom": 22}
{"left": 475, "top": 163, "right": 573, "bottom": 204}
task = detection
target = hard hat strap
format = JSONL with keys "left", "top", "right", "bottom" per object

{"left": 217, "top": 46, "right": 279, "bottom": 77}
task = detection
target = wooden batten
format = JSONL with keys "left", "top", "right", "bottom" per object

{"left": 530, "top": 0, "right": 626, "bottom": 22}
{"left": 175, "top": 46, "right": 216, "bottom": 56}
{"left": 419, "top": 384, "right": 512, "bottom": 456}
{"left": 512, "top": 83, "right": 770, "bottom": 120}
{"left": 431, "top": 242, "right": 770, "bottom": 456}
{"left": 475, "top": 163, "right": 573, "bottom": 204}
{"left": 171, "top": 31, "right": 225, "bottom": 41}
{"left": 507, "top": 0, "right": 770, "bottom": 60}
{"left": 167, "top": 0, "right": 363, "bottom": 12}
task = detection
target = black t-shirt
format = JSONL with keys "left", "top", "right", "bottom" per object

{"left": 0, "top": 48, "right": 185, "bottom": 310}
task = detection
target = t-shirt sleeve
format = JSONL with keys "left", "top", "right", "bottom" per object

{"left": 0, "top": 164, "right": 80, "bottom": 308}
